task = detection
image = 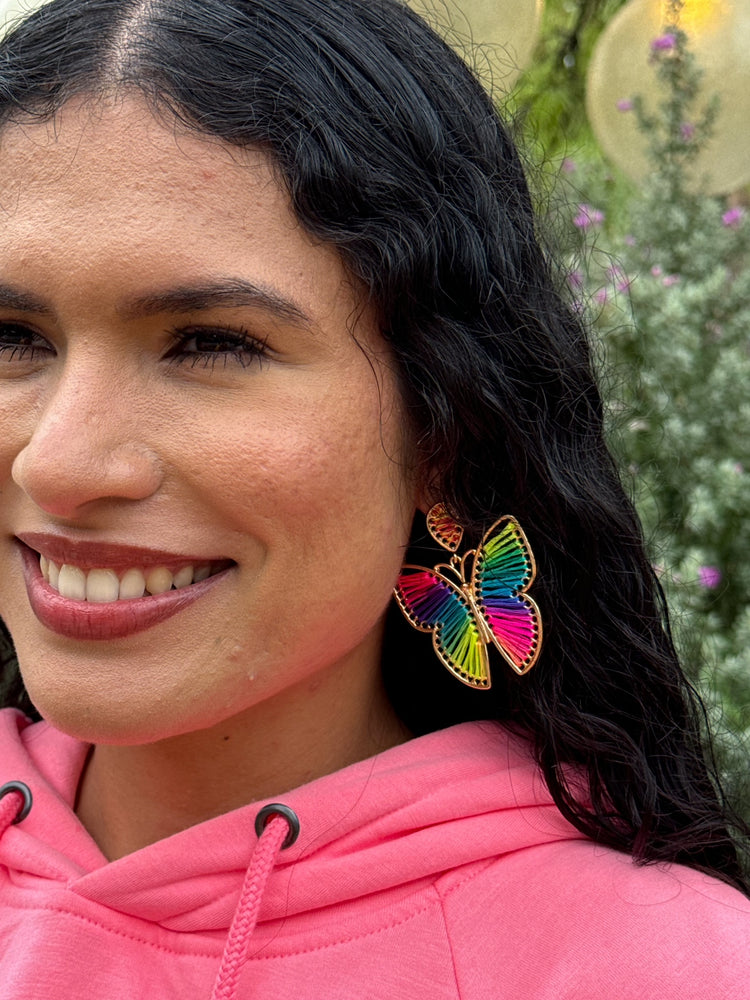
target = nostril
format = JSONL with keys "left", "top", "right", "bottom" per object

{"left": 11, "top": 437, "right": 164, "bottom": 517}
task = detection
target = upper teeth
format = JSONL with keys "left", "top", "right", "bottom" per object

{"left": 40, "top": 556, "right": 213, "bottom": 603}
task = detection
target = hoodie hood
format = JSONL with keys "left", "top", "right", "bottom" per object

{"left": 0, "top": 708, "right": 581, "bottom": 936}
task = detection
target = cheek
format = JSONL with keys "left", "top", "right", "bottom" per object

{"left": 187, "top": 375, "right": 414, "bottom": 541}
{"left": 178, "top": 372, "right": 416, "bottom": 658}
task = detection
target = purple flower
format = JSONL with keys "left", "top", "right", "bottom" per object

{"left": 593, "top": 287, "right": 609, "bottom": 305}
{"left": 567, "top": 269, "right": 584, "bottom": 289}
{"left": 698, "top": 566, "right": 722, "bottom": 589}
{"left": 616, "top": 98, "right": 634, "bottom": 112}
{"left": 662, "top": 274, "right": 681, "bottom": 287}
{"left": 650, "top": 265, "right": 663, "bottom": 277}
{"left": 623, "top": 234, "right": 637, "bottom": 246}
{"left": 562, "top": 157, "right": 577, "bottom": 174}
{"left": 606, "top": 264, "right": 632, "bottom": 294}
{"left": 680, "top": 122, "right": 695, "bottom": 142}
{"left": 722, "top": 207, "right": 745, "bottom": 228}
{"left": 651, "top": 33, "right": 677, "bottom": 51}
{"left": 573, "top": 204, "right": 605, "bottom": 229}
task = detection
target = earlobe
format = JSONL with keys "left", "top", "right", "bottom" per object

{"left": 414, "top": 469, "right": 441, "bottom": 516}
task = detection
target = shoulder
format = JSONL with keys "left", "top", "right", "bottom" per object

{"left": 435, "top": 837, "right": 750, "bottom": 999}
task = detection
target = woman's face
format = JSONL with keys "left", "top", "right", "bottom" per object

{"left": 0, "top": 97, "right": 418, "bottom": 743}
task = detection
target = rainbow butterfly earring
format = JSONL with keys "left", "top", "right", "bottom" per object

{"left": 394, "top": 503, "right": 542, "bottom": 688}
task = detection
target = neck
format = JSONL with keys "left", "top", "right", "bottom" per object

{"left": 75, "top": 657, "right": 408, "bottom": 861}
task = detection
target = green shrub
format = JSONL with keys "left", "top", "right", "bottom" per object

{"left": 559, "top": 14, "right": 750, "bottom": 812}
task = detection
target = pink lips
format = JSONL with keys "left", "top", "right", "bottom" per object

{"left": 16, "top": 536, "right": 233, "bottom": 641}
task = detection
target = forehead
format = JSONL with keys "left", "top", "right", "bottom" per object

{"left": 1, "top": 96, "right": 263, "bottom": 217}
{"left": 0, "top": 95, "right": 349, "bottom": 311}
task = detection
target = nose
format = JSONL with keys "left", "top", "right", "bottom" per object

{"left": 11, "top": 367, "right": 163, "bottom": 520}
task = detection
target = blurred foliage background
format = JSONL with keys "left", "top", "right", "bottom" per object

{"left": 414, "top": 0, "right": 750, "bottom": 821}
{"left": 508, "top": 0, "right": 750, "bottom": 813}
{"left": 513, "top": 0, "right": 630, "bottom": 155}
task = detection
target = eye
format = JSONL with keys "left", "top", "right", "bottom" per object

{"left": 165, "top": 325, "right": 270, "bottom": 371}
{"left": 0, "top": 322, "right": 54, "bottom": 363}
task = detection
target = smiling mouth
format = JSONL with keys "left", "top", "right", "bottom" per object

{"left": 16, "top": 538, "right": 234, "bottom": 640}
{"left": 39, "top": 556, "right": 230, "bottom": 603}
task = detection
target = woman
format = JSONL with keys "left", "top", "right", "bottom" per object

{"left": 0, "top": 0, "right": 748, "bottom": 996}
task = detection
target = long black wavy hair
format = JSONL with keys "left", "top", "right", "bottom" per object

{"left": 0, "top": 0, "right": 747, "bottom": 893}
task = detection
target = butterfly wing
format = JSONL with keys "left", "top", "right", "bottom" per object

{"left": 394, "top": 567, "right": 491, "bottom": 688}
{"left": 471, "top": 517, "right": 542, "bottom": 675}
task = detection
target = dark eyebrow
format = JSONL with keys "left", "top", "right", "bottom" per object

{"left": 0, "top": 283, "right": 53, "bottom": 315}
{"left": 0, "top": 278, "right": 314, "bottom": 328}
{"left": 119, "top": 278, "right": 313, "bottom": 327}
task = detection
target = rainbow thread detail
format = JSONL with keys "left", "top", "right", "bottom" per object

{"left": 426, "top": 504, "right": 464, "bottom": 552}
{"left": 394, "top": 504, "right": 542, "bottom": 688}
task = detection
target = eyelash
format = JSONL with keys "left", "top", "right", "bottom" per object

{"left": 0, "top": 323, "right": 52, "bottom": 362}
{"left": 0, "top": 322, "right": 271, "bottom": 371}
{"left": 165, "top": 325, "right": 270, "bottom": 371}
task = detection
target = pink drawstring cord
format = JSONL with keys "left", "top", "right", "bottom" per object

{"left": 210, "top": 805, "right": 299, "bottom": 1000}
{"left": 0, "top": 781, "right": 33, "bottom": 837}
{"left": 0, "top": 778, "right": 296, "bottom": 1000}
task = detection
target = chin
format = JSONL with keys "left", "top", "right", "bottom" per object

{"left": 28, "top": 703, "right": 154, "bottom": 745}
{"left": 20, "top": 676, "right": 181, "bottom": 746}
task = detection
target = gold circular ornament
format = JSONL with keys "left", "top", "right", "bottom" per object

{"left": 586, "top": 0, "right": 750, "bottom": 195}
{"left": 408, "top": 0, "right": 545, "bottom": 91}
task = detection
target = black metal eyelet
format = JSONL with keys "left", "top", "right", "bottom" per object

{"left": 254, "top": 803, "right": 300, "bottom": 849}
{"left": 0, "top": 781, "right": 33, "bottom": 824}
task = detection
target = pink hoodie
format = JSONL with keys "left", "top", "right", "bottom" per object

{"left": 1, "top": 707, "right": 749, "bottom": 999}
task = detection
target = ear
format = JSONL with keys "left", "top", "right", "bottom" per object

{"left": 414, "top": 467, "right": 441, "bottom": 516}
